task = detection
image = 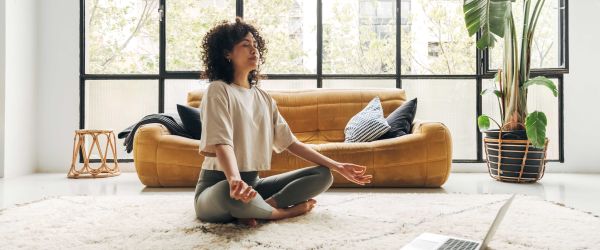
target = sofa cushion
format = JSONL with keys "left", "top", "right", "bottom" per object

{"left": 344, "top": 97, "right": 391, "bottom": 143}
{"left": 188, "top": 88, "right": 409, "bottom": 144}
{"left": 176, "top": 104, "right": 202, "bottom": 140}
{"left": 377, "top": 98, "right": 418, "bottom": 140}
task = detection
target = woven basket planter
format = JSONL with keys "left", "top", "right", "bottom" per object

{"left": 482, "top": 123, "right": 549, "bottom": 183}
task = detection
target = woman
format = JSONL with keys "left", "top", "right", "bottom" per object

{"left": 194, "top": 17, "right": 372, "bottom": 227}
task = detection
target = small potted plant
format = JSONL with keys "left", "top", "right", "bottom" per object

{"left": 463, "top": 0, "right": 558, "bottom": 182}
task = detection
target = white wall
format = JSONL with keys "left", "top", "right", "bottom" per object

{"left": 36, "top": 0, "right": 79, "bottom": 174}
{"left": 559, "top": 0, "right": 600, "bottom": 173}
{"left": 0, "top": 0, "right": 6, "bottom": 178}
{"left": 31, "top": 1, "right": 600, "bottom": 174}
{"left": 1, "top": 0, "right": 38, "bottom": 178}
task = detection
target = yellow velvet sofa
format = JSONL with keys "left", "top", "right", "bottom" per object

{"left": 132, "top": 88, "right": 453, "bottom": 188}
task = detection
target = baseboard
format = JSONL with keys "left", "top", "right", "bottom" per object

{"left": 33, "top": 162, "right": 600, "bottom": 174}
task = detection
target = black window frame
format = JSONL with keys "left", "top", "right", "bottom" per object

{"left": 79, "top": 0, "right": 568, "bottom": 164}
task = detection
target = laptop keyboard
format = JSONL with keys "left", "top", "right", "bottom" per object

{"left": 438, "top": 238, "right": 479, "bottom": 250}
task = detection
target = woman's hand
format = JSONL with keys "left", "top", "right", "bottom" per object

{"left": 332, "top": 163, "right": 372, "bottom": 186}
{"left": 229, "top": 179, "right": 257, "bottom": 203}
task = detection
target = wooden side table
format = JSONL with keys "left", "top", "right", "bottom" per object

{"left": 68, "top": 129, "right": 120, "bottom": 178}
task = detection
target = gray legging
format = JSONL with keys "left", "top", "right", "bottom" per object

{"left": 194, "top": 165, "right": 334, "bottom": 223}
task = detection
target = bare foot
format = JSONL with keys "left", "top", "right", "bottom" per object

{"left": 236, "top": 199, "right": 318, "bottom": 226}
{"left": 237, "top": 218, "right": 258, "bottom": 227}
{"left": 269, "top": 199, "right": 317, "bottom": 220}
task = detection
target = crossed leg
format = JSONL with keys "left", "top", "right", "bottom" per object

{"left": 194, "top": 165, "right": 334, "bottom": 225}
{"left": 254, "top": 165, "right": 334, "bottom": 208}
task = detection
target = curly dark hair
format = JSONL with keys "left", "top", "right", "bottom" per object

{"left": 200, "top": 17, "right": 267, "bottom": 86}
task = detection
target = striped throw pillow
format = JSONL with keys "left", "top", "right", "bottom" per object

{"left": 344, "top": 97, "right": 391, "bottom": 143}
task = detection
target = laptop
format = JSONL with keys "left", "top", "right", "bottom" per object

{"left": 401, "top": 194, "right": 516, "bottom": 250}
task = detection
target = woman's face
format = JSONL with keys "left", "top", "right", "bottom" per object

{"left": 227, "top": 32, "right": 259, "bottom": 73}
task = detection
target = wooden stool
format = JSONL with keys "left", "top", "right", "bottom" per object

{"left": 68, "top": 129, "right": 120, "bottom": 178}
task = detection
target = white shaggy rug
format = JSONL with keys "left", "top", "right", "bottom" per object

{"left": 1, "top": 193, "right": 599, "bottom": 250}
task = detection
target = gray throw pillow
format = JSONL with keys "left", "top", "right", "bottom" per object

{"left": 344, "top": 97, "right": 391, "bottom": 143}
{"left": 377, "top": 98, "right": 418, "bottom": 140}
{"left": 177, "top": 104, "right": 202, "bottom": 140}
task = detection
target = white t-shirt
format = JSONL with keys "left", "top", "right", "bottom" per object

{"left": 198, "top": 80, "right": 298, "bottom": 172}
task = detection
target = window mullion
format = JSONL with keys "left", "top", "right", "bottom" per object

{"left": 237, "top": 0, "right": 243, "bottom": 18}
{"left": 159, "top": 0, "right": 166, "bottom": 114}
{"left": 317, "top": 0, "right": 323, "bottom": 88}
{"left": 396, "top": 0, "right": 401, "bottom": 89}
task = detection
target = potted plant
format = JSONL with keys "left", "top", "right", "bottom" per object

{"left": 463, "top": 0, "right": 558, "bottom": 182}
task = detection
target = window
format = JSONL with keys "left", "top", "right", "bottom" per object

{"left": 322, "top": 79, "right": 396, "bottom": 89}
{"left": 400, "top": 0, "right": 475, "bottom": 75}
{"left": 322, "top": 0, "right": 396, "bottom": 74}
{"left": 164, "top": 79, "right": 209, "bottom": 114}
{"left": 81, "top": 0, "right": 567, "bottom": 163}
{"left": 400, "top": 0, "right": 411, "bottom": 25}
{"left": 481, "top": 78, "right": 560, "bottom": 160}
{"left": 166, "top": 0, "right": 235, "bottom": 72}
{"left": 245, "top": 0, "right": 317, "bottom": 74}
{"left": 489, "top": 0, "right": 566, "bottom": 71}
{"left": 85, "top": 0, "right": 159, "bottom": 74}
{"left": 403, "top": 79, "right": 477, "bottom": 160}
{"left": 84, "top": 80, "right": 159, "bottom": 160}
{"left": 259, "top": 79, "right": 317, "bottom": 90}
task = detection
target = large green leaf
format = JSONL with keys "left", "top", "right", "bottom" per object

{"left": 478, "top": 115, "right": 491, "bottom": 131}
{"left": 478, "top": 115, "right": 501, "bottom": 131}
{"left": 525, "top": 111, "right": 547, "bottom": 148}
{"left": 481, "top": 88, "right": 502, "bottom": 98}
{"left": 463, "top": 0, "right": 514, "bottom": 49}
{"left": 523, "top": 76, "right": 558, "bottom": 97}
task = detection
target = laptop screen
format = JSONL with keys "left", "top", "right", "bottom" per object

{"left": 481, "top": 194, "right": 516, "bottom": 248}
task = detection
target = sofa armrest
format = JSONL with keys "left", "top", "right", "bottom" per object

{"left": 370, "top": 118, "right": 453, "bottom": 187}
{"left": 133, "top": 123, "right": 205, "bottom": 187}
{"left": 132, "top": 123, "right": 171, "bottom": 187}
{"left": 413, "top": 119, "right": 450, "bottom": 138}
{"left": 413, "top": 119, "right": 453, "bottom": 186}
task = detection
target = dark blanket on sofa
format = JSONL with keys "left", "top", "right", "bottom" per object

{"left": 118, "top": 113, "right": 192, "bottom": 154}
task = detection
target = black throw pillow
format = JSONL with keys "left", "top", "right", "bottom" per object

{"left": 176, "top": 104, "right": 202, "bottom": 140}
{"left": 377, "top": 98, "right": 418, "bottom": 140}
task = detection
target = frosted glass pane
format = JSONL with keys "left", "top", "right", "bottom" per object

{"left": 164, "top": 80, "right": 209, "bottom": 114}
{"left": 85, "top": 80, "right": 158, "bottom": 159}
{"left": 481, "top": 78, "right": 559, "bottom": 160}
{"left": 259, "top": 79, "right": 317, "bottom": 90}
{"left": 322, "top": 79, "right": 396, "bottom": 89}
{"left": 403, "top": 79, "right": 477, "bottom": 159}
